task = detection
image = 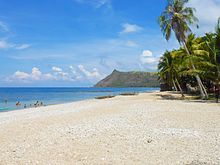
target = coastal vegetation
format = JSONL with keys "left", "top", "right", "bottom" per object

{"left": 158, "top": 0, "right": 220, "bottom": 99}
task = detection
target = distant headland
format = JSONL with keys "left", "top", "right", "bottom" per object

{"left": 94, "top": 69, "right": 159, "bottom": 87}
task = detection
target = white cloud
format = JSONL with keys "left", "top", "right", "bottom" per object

{"left": 125, "top": 40, "right": 138, "bottom": 47}
{"left": 6, "top": 65, "right": 106, "bottom": 84}
{"left": 56, "top": 72, "right": 71, "bottom": 81}
{"left": 8, "top": 67, "right": 55, "bottom": 82}
{"left": 0, "top": 20, "right": 30, "bottom": 50}
{"left": 141, "top": 50, "right": 153, "bottom": 57}
{"left": 52, "top": 66, "right": 63, "bottom": 72}
{"left": 13, "top": 71, "right": 30, "bottom": 80}
{"left": 0, "top": 21, "right": 9, "bottom": 32}
{"left": 141, "top": 57, "right": 158, "bottom": 64}
{"left": 31, "top": 67, "right": 42, "bottom": 80}
{"left": 0, "top": 40, "right": 12, "bottom": 49}
{"left": 52, "top": 66, "right": 72, "bottom": 81}
{"left": 121, "top": 23, "right": 143, "bottom": 34}
{"left": 78, "top": 64, "right": 103, "bottom": 79}
{"left": 74, "top": 0, "right": 111, "bottom": 8}
{"left": 0, "top": 40, "right": 31, "bottom": 50}
{"left": 44, "top": 73, "right": 54, "bottom": 80}
{"left": 188, "top": 0, "right": 220, "bottom": 34}
{"left": 70, "top": 66, "right": 83, "bottom": 80}
{"left": 140, "top": 50, "right": 158, "bottom": 64}
{"left": 94, "top": 0, "right": 110, "bottom": 7}
{"left": 15, "top": 44, "right": 31, "bottom": 50}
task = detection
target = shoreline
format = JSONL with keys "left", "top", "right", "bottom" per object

{"left": 0, "top": 91, "right": 219, "bottom": 164}
{"left": 0, "top": 90, "right": 160, "bottom": 113}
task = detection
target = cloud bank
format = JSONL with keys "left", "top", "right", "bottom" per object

{"left": 7, "top": 65, "right": 105, "bottom": 84}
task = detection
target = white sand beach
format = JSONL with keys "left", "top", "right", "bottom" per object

{"left": 0, "top": 92, "right": 220, "bottom": 165}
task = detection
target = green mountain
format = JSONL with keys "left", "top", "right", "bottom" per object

{"left": 94, "top": 69, "right": 159, "bottom": 87}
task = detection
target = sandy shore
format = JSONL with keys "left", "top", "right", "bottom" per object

{"left": 0, "top": 92, "right": 219, "bottom": 165}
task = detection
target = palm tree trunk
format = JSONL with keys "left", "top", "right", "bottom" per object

{"left": 182, "top": 42, "right": 208, "bottom": 99}
{"left": 175, "top": 78, "right": 185, "bottom": 97}
{"left": 172, "top": 79, "right": 178, "bottom": 91}
{"left": 198, "top": 75, "right": 209, "bottom": 97}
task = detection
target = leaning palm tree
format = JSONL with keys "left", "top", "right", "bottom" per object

{"left": 179, "top": 34, "right": 211, "bottom": 89}
{"left": 159, "top": 0, "right": 208, "bottom": 99}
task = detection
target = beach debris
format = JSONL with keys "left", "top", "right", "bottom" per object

{"left": 95, "top": 95, "right": 115, "bottom": 99}
{"left": 120, "top": 92, "right": 138, "bottom": 96}
{"left": 147, "top": 139, "right": 153, "bottom": 143}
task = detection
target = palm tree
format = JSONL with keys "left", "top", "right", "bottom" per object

{"left": 205, "top": 18, "right": 220, "bottom": 88}
{"left": 170, "top": 50, "right": 185, "bottom": 96}
{"left": 158, "top": 50, "right": 184, "bottom": 97}
{"left": 158, "top": 51, "right": 176, "bottom": 90}
{"left": 179, "top": 34, "right": 210, "bottom": 93}
{"left": 159, "top": 0, "right": 208, "bottom": 99}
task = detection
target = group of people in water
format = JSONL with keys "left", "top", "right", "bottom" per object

{"left": 15, "top": 101, "right": 44, "bottom": 109}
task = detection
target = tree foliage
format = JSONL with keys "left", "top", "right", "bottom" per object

{"left": 158, "top": 17, "right": 220, "bottom": 94}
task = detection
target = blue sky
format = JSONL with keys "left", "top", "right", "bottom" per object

{"left": 0, "top": 0, "right": 219, "bottom": 87}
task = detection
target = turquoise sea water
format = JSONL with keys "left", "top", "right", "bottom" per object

{"left": 0, "top": 87, "right": 159, "bottom": 112}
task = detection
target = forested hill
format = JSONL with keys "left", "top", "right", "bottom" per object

{"left": 94, "top": 69, "right": 159, "bottom": 87}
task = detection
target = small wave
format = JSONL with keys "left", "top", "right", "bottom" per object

{"left": 0, "top": 107, "right": 9, "bottom": 111}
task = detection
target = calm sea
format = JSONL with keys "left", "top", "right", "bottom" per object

{"left": 0, "top": 87, "right": 159, "bottom": 112}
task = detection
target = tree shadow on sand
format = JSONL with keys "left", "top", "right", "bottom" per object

{"left": 157, "top": 92, "right": 220, "bottom": 104}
